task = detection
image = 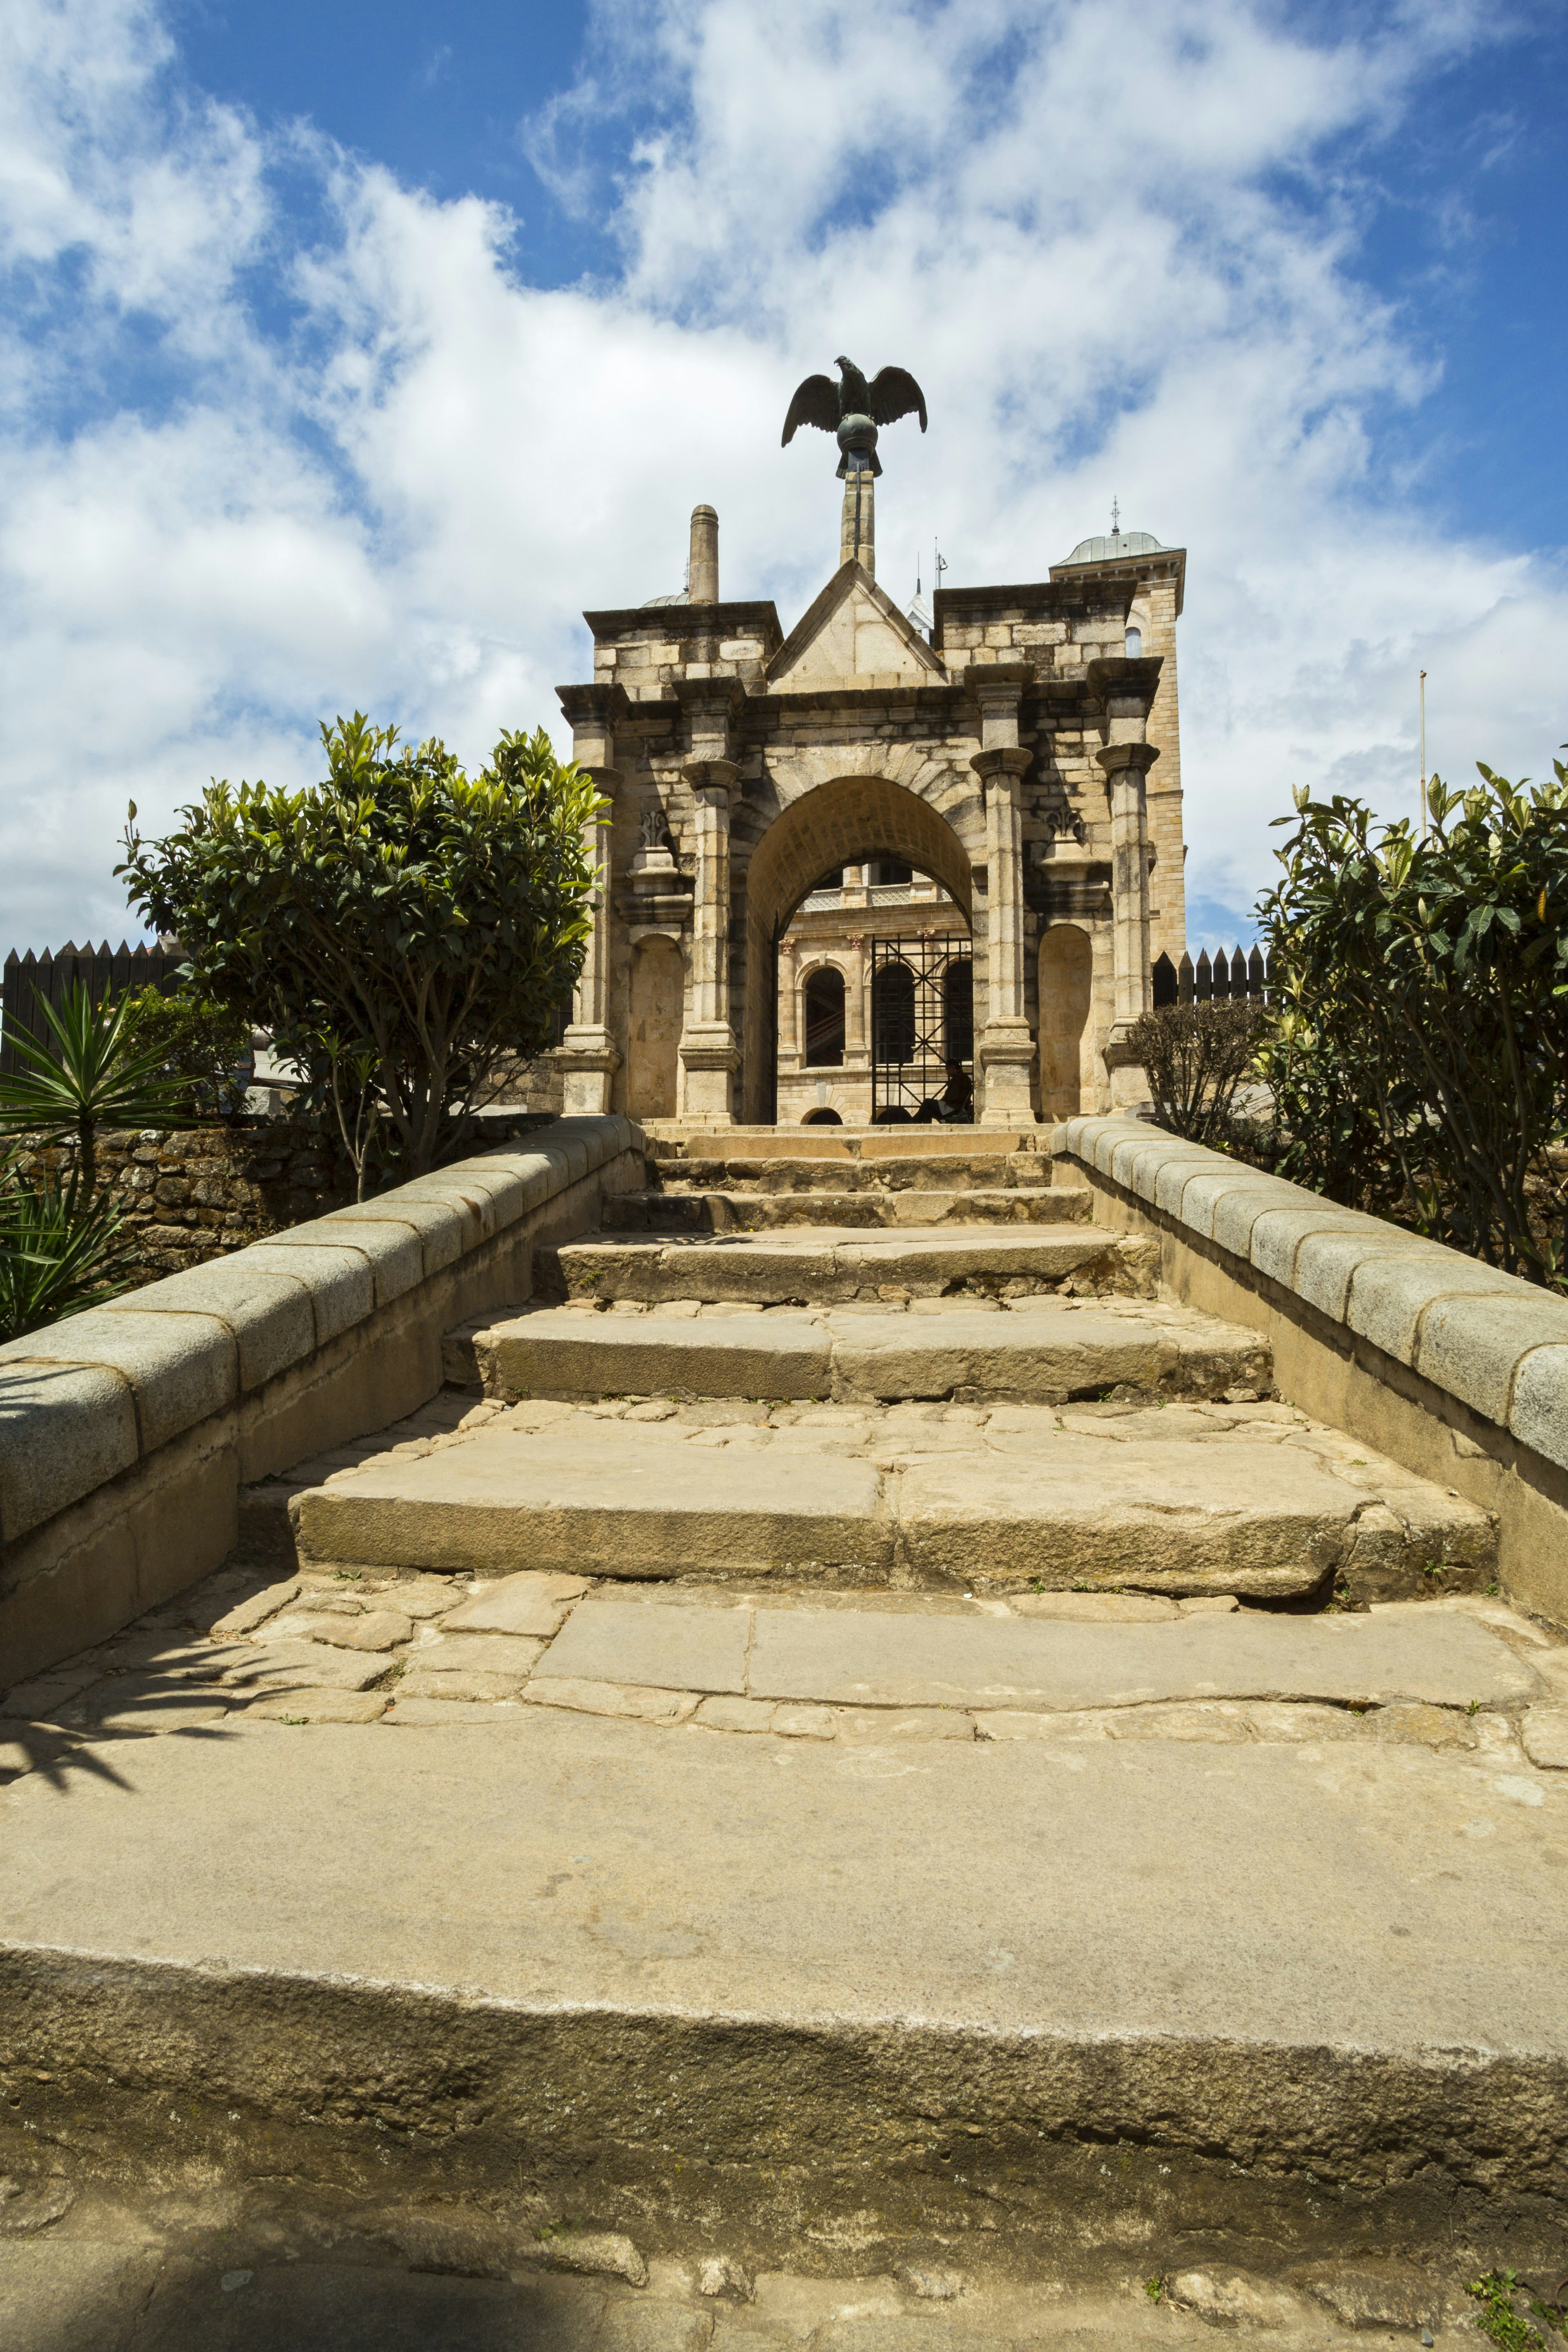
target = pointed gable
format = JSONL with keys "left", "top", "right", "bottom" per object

{"left": 766, "top": 561, "right": 946, "bottom": 693}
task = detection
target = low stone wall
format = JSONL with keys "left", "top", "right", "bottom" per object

{"left": 14, "top": 1122, "right": 352, "bottom": 1281}
{"left": 1056, "top": 1114, "right": 1568, "bottom": 1628}
{"left": 16, "top": 1112, "right": 564, "bottom": 1284}
{"left": 0, "top": 1116, "right": 645, "bottom": 1682}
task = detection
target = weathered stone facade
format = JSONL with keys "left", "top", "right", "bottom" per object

{"left": 555, "top": 498, "right": 1186, "bottom": 1127}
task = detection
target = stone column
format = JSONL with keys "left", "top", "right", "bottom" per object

{"left": 678, "top": 757, "right": 741, "bottom": 1123}
{"left": 840, "top": 464, "right": 875, "bottom": 576}
{"left": 777, "top": 937, "right": 801, "bottom": 1066}
{"left": 1098, "top": 739, "right": 1161, "bottom": 1109}
{"left": 557, "top": 765, "right": 621, "bottom": 1115}
{"left": 843, "top": 935, "right": 868, "bottom": 1060}
{"left": 971, "top": 746, "right": 1035, "bottom": 1127}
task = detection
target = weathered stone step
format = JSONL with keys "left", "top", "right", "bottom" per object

{"left": 644, "top": 1152, "right": 1078, "bottom": 1193}
{"left": 542, "top": 1225, "right": 1150, "bottom": 1305}
{"left": 603, "top": 1187, "right": 1091, "bottom": 1232}
{"left": 648, "top": 1127, "right": 1044, "bottom": 1161}
{"left": 292, "top": 1401, "right": 1494, "bottom": 1599}
{"left": 5, "top": 1578, "right": 1562, "bottom": 2278}
{"left": 471, "top": 1300, "right": 1270, "bottom": 1405}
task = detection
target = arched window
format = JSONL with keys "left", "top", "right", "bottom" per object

{"left": 943, "top": 958, "right": 974, "bottom": 1065}
{"left": 1125, "top": 626, "right": 1143, "bottom": 658}
{"left": 872, "top": 960, "right": 916, "bottom": 1064}
{"left": 802, "top": 1106, "right": 843, "bottom": 1125}
{"left": 870, "top": 858, "right": 913, "bottom": 886}
{"left": 803, "top": 966, "right": 845, "bottom": 1066}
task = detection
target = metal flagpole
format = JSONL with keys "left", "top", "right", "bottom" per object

{"left": 1419, "top": 670, "right": 1428, "bottom": 840}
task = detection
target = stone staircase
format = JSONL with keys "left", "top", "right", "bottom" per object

{"left": 604, "top": 1126, "right": 1091, "bottom": 1230}
{"left": 5, "top": 1129, "right": 1567, "bottom": 2333}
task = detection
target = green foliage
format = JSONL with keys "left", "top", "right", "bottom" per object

{"left": 118, "top": 713, "right": 600, "bottom": 1180}
{"left": 1257, "top": 756, "right": 1568, "bottom": 1287}
{"left": 1127, "top": 998, "right": 1263, "bottom": 1147}
{"left": 0, "top": 982, "right": 187, "bottom": 1202}
{"left": 0, "top": 1163, "right": 138, "bottom": 1341}
{"left": 1468, "top": 2271, "right": 1568, "bottom": 2352}
{"left": 118, "top": 983, "right": 254, "bottom": 1123}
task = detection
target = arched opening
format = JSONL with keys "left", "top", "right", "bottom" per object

{"left": 803, "top": 966, "right": 846, "bottom": 1065}
{"left": 802, "top": 1106, "right": 842, "bottom": 1125}
{"left": 1038, "top": 924, "right": 1094, "bottom": 1119}
{"left": 626, "top": 935, "right": 683, "bottom": 1121}
{"left": 740, "top": 773, "right": 977, "bottom": 1123}
{"left": 872, "top": 960, "right": 915, "bottom": 1063}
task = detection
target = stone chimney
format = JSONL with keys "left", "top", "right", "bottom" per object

{"left": 689, "top": 505, "right": 719, "bottom": 604}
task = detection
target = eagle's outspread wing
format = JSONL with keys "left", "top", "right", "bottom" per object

{"left": 868, "top": 366, "right": 927, "bottom": 433}
{"left": 781, "top": 374, "right": 840, "bottom": 446}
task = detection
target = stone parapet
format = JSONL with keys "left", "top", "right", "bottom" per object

{"left": 0, "top": 1115, "right": 645, "bottom": 1682}
{"left": 1055, "top": 1114, "right": 1568, "bottom": 1624}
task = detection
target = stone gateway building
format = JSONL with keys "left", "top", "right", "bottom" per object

{"left": 555, "top": 481, "right": 1186, "bottom": 1129}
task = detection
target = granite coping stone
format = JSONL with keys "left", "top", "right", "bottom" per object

{"left": 1060, "top": 1114, "right": 1568, "bottom": 1472}
{"left": 319, "top": 1196, "right": 468, "bottom": 1275}
{"left": 0, "top": 1359, "right": 140, "bottom": 1541}
{"left": 0, "top": 1306, "right": 237, "bottom": 1454}
{"left": 252, "top": 1218, "right": 424, "bottom": 1307}
{"left": 102, "top": 1261, "right": 316, "bottom": 1392}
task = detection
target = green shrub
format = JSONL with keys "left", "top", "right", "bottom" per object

{"left": 1257, "top": 755, "right": 1568, "bottom": 1287}
{"left": 1127, "top": 998, "right": 1264, "bottom": 1147}
{"left": 119, "top": 713, "right": 599, "bottom": 1184}
{"left": 118, "top": 984, "right": 254, "bottom": 1123}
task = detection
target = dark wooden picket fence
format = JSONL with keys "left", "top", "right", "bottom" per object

{"left": 1, "top": 941, "right": 183, "bottom": 1076}
{"left": 1151, "top": 944, "right": 1273, "bottom": 1008}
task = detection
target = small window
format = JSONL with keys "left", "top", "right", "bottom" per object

{"left": 870, "top": 859, "right": 913, "bottom": 886}
{"left": 1125, "top": 627, "right": 1143, "bottom": 658}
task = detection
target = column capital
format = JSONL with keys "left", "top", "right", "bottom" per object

{"left": 556, "top": 681, "right": 634, "bottom": 773}
{"left": 582, "top": 764, "right": 622, "bottom": 801}
{"left": 682, "top": 757, "right": 740, "bottom": 802}
{"left": 970, "top": 747, "right": 1032, "bottom": 787}
{"left": 1096, "top": 742, "right": 1160, "bottom": 783}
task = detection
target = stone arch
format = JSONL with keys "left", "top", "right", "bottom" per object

{"left": 626, "top": 934, "right": 684, "bottom": 1121}
{"left": 1038, "top": 924, "right": 1095, "bottom": 1119}
{"left": 740, "top": 773, "right": 975, "bottom": 1122}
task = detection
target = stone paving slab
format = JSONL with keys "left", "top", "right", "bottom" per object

{"left": 602, "top": 1189, "right": 1091, "bottom": 1232}
{"left": 537, "top": 1599, "right": 751, "bottom": 1694}
{"left": 742, "top": 1604, "right": 1539, "bottom": 1713}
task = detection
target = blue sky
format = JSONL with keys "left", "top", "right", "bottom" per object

{"left": 2, "top": 0, "right": 1565, "bottom": 953}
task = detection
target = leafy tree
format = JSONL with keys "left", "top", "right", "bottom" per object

{"left": 118, "top": 983, "right": 255, "bottom": 1124}
{"left": 0, "top": 983, "right": 187, "bottom": 1202}
{"left": 1256, "top": 755, "right": 1568, "bottom": 1288}
{"left": 1127, "top": 999, "right": 1263, "bottom": 1147}
{"left": 118, "top": 714, "right": 601, "bottom": 1180}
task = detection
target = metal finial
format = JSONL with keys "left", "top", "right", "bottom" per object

{"left": 1111, "top": 495, "right": 1120, "bottom": 537}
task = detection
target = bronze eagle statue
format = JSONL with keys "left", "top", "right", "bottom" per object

{"left": 781, "top": 354, "right": 927, "bottom": 478}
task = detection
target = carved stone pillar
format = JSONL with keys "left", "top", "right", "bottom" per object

{"left": 1098, "top": 739, "right": 1161, "bottom": 1109}
{"left": 678, "top": 757, "right": 741, "bottom": 1123}
{"left": 557, "top": 765, "right": 621, "bottom": 1115}
{"left": 556, "top": 684, "right": 632, "bottom": 1116}
{"left": 842, "top": 934, "right": 868, "bottom": 1062}
{"left": 777, "top": 937, "right": 801, "bottom": 1067}
{"left": 972, "top": 746, "right": 1035, "bottom": 1126}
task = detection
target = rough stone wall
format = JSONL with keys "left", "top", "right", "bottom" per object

{"left": 13, "top": 1123, "right": 355, "bottom": 1284}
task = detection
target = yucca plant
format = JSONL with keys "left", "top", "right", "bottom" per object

{"left": 0, "top": 982, "right": 187, "bottom": 1203}
{"left": 0, "top": 1163, "right": 139, "bottom": 1341}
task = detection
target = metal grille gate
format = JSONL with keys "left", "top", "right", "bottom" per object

{"left": 870, "top": 934, "right": 973, "bottom": 1121}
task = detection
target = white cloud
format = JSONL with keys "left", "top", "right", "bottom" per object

{"left": 0, "top": 0, "right": 1561, "bottom": 956}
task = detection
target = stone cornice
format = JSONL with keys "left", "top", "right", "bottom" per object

{"left": 582, "top": 599, "right": 784, "bottom": 649}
